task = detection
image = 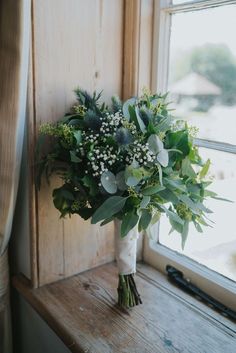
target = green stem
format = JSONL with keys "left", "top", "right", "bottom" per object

{"left": 117, "top": 273, "right": 142, "bottom": 309}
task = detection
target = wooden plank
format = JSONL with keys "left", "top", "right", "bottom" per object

{"left": 31, "top": 0, "right": 124, "bottom": 286}
{"left": 137, "top": 0, "right": 154, "bottom": 93}
{"left": 122, "top": 0, "right": 154, "bottom": 99}
{"left": 122, "top": 0, "right": 141, "bottom": 99}
{"left": 13, "top": 263, "right": 236, "bottom": 353}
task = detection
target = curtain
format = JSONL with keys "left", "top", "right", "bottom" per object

{"left": 0, "top": 0, "right": 30, "bottom": 352}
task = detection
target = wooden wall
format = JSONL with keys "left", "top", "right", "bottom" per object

{"left": 27, "top": 0, "right": 154, "bottom": 287}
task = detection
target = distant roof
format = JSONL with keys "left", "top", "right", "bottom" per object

{"left": 170, "top": 72, "right": 221, "bottom": 96}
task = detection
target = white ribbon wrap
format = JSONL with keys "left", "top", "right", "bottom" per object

{"left": 114, "top": 219, "right": 139, "bottom": 275}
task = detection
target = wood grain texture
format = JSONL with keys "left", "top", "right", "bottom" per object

{"left": 30, "top": 0, "right": 124, "bottom": 286}
{"left": 137, "top": 0, "right": 154, "bottom": 93}
{"left": 13, "top": 263, "right": 236, "bottom": 353}
{"left": 122, "top": 0, "right": 141, "bottom": 99}
{"left": 122, "top": 0, "right": 154, "bottom": 99}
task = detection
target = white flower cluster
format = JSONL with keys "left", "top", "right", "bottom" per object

{"left": 126, "top": 141, "right": 156, "bottom": 166}
{"left": 99, "top": 112, "right": 124, "bottom": 136}
{"left": 88, "top": 145, "right": 118, "bottom": 178}
{"left": 82, "top": 132, "right": 99, "bottom": 144}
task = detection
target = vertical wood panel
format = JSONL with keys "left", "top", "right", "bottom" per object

{"left": 138, "top": 0, "right": 154, "bottom": 93}
{"left": 32, "top": 0, "right": 124, "bottom": 286}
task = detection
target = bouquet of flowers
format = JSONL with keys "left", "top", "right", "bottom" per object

{"left": 37, "top": 88, "right": 219, "bottom": 309}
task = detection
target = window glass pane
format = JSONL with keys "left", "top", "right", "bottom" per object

{"left": 159, "top": 148, "right": 236, "bottom": 281}
{"left": 168, "top": 4, "right": 236, "bottom": 144}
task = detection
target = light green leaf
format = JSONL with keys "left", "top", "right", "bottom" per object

{"left": 122, "top": 98, "right": 136, "bottom": 120}
{"left": 164, "top": 178, "right": 186, "bottom": 192}
{"left": 148, "top": 134, "right": 164, "bottom": 155}
{"left": 179, "top": 195, "right": 200, "bottom": 214}
{"left": 140, "top": 195, "right": 151, "bottom": 208}
{"left": 157, "top": 163, "right": 163, "bottom": 185}
{"left": 151, "top": 211, "right": 161, "bottom": 225}
{"left": 126, "top": 176, "right": 139, "bottom": 186}
{"left": 181, "top": 221, "right": 189, "bottom": 250}
{"left": 91, "top": 196, "right": 128, "bottom": 224}
{"left": 193, "top": 221, "right": 203, "bottom": 233}
{"left": 101, "top": 171, "right": 117, "bottom": 194}
{"left": 182, "top": 157, "right": 196, "bottom": 178}
{"left": 121, "top": 211, "right": 139, "bottom": 237}
{"left": 156, "top": 149, "right": 169, "bottom": 167}
{"left": 199, "top": 159, "right": 210, "bottom": 179}
{"left": 169, "top": 217, "right": 183, "bottom": 234}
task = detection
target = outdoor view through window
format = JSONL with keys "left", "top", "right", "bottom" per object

{"left": 159, "top": 4, "right": 236, "bottom": 282}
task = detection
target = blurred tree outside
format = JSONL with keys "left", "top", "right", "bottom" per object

{"left": 170, "top": 44, "right": 236, "bottom": 106}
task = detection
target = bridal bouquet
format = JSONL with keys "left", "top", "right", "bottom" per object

{"left": 37, "top": 88, "right": 219, "bottom": 308}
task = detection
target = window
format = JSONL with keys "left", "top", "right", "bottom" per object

{"left": 145, "top": 0, "right": 236, "bottom": 310}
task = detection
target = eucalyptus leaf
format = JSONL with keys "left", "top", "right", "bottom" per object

{"left": 116, "top": 171, "right": 127, "bottom": 191}
{"left": 121, "top": 211, "right": 139, "bottom": 237}
{"left": 182, "top": 157, "right": 196, "bottom": 178}
{"left": 160, "top": 205, "right": 184, "bottom": 225}
{"left": 135, "top": 106, "right": 146, "bottom": 132}
{"left": 156, "top": 149, "right": 169, "bottom": 167}
{"left": 148, "top": 134, "right": 163, "bottom": 154}
{"left": 157, "top": 163, "right": 163, "bottom": 186}
{"left": 126, "top": 176, "right": 139, "bottom": 187}
{"left": 138, "top": 209, "right": 152, "bottom": 232}
{"left": 122, "top": 97, "right": 136, "bottom": 120}
{"left": 101, "top": 171, "right": 117, "bottom": 194}
{"left": 142, "top": 185, "right": 165, "bottom": 196}
{"left": 140, "top": 195, "right": 151, "bottom": 208}
{"left": 181, "top": 221, "right": 189, "bottom": 250}
{"left": 199, "top": 159, "right": 211, "bottom": 179}
{"left": 151, "top": 211, "right": 161, "bottom": 225}
{"left": 179, "top": 195, "right": 200, "bottom": 215}
{"left": 91, "top": 196, "right": 128, "bottom": 224}
{"left": 73, "top": 130, "right": 82, "bottom": 145}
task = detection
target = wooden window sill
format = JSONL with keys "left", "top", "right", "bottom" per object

{"left": 13, "top": 262, "right": 236, "bottom": 353}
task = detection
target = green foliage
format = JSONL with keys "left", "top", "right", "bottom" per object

{"left": 36, "top": 87, "right": 222, "bottom": 248}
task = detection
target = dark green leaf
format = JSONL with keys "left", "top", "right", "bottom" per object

{"left": 142, "top": 185, "right": 165, "bottom": 196}
{"left": 121, "top": 211, "right": 139, "bottom": 237}
{"left": 138, "top": 209, "right": 152, "bottom": 231}
{"left": 73, "top": 130, "right": 82, "bottom": 145}
{"left": 70, "top": 151, "right": 82, "bottom": 163}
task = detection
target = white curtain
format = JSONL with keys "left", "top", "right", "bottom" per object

{"left": 0, "top": 0, "right": 30, "bottom": 352}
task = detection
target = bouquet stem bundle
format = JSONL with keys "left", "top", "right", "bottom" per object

{"left": 118, "top": 274, "right": 142, "bottom": 308}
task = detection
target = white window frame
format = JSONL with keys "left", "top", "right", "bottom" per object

{"left": 144, "top": 0, "right": 236, "bottom": 311}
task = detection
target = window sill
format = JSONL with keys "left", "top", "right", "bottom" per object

{"left": 13, "top": 262, "right": 236, "bottom": 353}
